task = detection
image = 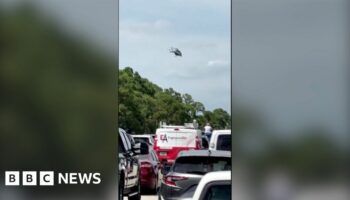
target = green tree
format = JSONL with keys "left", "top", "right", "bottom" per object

{"left": 118, "top": 68, "right": 230, "bottom": 133}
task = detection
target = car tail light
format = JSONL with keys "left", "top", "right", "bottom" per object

{"left": 163, "top": 175, "right": 187, "bottom": 187}
{"left": 195, "top": 136, "right": 201, "bottom": 149}
{"left": 154, "top": 138, "right": 158, "bottom": 149}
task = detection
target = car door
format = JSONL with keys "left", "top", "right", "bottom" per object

{"left": 150, "top": 150, "right": 161, "bottom": 188}
{"left": 118, "top": 132, "right": 127, "bottom": 187}
{"left": 120, "top": 130, "right": 134, "bottom": 188}
{"left": 150, "top": 150, "right": 159, "bottom": 175}
{"left": 126, "top": 133, "right": 140, "bottom": 187}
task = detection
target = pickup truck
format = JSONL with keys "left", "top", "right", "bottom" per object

{"left": 118, "top": 128, "right": 149, "bottom": 200}
{"left": 180, "top": 171, "right": 231, "bottom": 200}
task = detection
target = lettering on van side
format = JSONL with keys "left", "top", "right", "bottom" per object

{"left": 160, "top": 134, "right": 168, "bottom": 142}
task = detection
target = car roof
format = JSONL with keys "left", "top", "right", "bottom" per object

{"left": 131, "top": 134, "right": 152, "bottom": 138}
{"left": 156, "top": 128, "right": 199, "bottom": 132}
{"left": 177, "top": 149, "right": 231, "bottom": 158}
{"left": 212, "top": 130, "right": 231, "bottom": 135}
{"left": 200, "top": 171, "right": 231, "bottom": 182}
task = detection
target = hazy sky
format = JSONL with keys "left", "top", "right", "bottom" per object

{"left": 5, "top": 0, "right": 348, "bottom": 137}
{"left": 119, "top": 0, "right": 231, "bottom": 113}
{"left": 2, "top": 0, "right": 230, "bottom": 112}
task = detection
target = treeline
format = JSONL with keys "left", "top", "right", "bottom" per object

{"left": 118, "top": 67, "right": 231, "bottom": 134}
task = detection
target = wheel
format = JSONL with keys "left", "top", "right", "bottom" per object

{"left": 119, "top": 178, "right": 124, "bottom": 200}
{"left": 129, "top": 180, "right": 141, "bottom": 200}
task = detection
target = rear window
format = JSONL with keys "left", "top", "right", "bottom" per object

{"left": 217, "top": 135, "right": 231, "bottom": 151}
{"left": 134, "top": 137, "right": 149, "bottom": 144}
{"left": 173, "top": 156, "right": 231, "bottom": 174}
{"left": 203, "top": 184, "right": 231, "bottom": 200}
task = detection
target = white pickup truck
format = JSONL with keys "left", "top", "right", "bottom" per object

{"left": 184, "top": 171, "right": 231, "bottom": 200}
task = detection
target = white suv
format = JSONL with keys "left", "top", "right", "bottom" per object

{"left": 209, "top": 130, "right": 231, "bottom": 151}
{"left": 191, "top": 171, "right": 231, "bottom": 200}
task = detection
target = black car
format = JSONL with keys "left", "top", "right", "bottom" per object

{"left": 119, "top": 128, "right": 149, "bottom": 200}
{"left": 158, "top": 150, "right": 231, "bottom": 200}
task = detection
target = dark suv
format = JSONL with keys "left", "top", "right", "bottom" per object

{"left": 119, "top": 128, "right": 149, "bottom": 200}
{"left": 159, "top": 150, "right": 231, "bottom": 200}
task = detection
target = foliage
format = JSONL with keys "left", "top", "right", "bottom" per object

{"left": 118, "top": 67, "right": 231, "bottom": 133}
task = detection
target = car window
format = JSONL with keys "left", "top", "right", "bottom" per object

{"left": 119, "top": 134, "right": 126, "bottom": 153}
{"left": 134, "top": 137, "right": 149, "bottom": 144}
{"left": 126, "top": 134, "right": 135, "bottom": 146}
{"left": 173, "top": 157, "right": 231, "bottom": 174}
{"left": 203, "top": 184, "right": 231, "bottom": 200}
{"left": 149, "top": 151, "right": 154, "bottom": 161}
{"left": 121, "top": 131, "right": 131, "bottom": 151}
{"left": 151, "top": 150, "right": 158, "bottom": 161}
{"left": 216, "top": 135, "right": 231, "bottom": 151}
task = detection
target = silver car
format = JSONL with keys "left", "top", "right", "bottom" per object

{"left": 158, "top": 150, "right": 231, "bottom": 200}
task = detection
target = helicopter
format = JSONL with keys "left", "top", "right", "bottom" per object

{"left": 169, "top": 47, "right": 182, "bottom": 57}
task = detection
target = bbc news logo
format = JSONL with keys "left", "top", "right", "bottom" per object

{"left": 5, "top": 171, "right": 101, "bottom": 186}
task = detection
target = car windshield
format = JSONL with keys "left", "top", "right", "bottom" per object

{"left": 173, "top": 156, "right": 231, "bottom": 174}
{"left": 217, "top": 135, "right": 231, "bottom": 151}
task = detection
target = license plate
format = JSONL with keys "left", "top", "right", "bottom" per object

{"left": 160, "top": 152, "right": 167, "bottom": 156}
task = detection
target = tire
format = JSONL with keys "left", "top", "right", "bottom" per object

{"left": 129, "top": 180, "right": 141, "bottom": 200}
{"left": 119, "top": 177, "right": 124, "bottom": 200}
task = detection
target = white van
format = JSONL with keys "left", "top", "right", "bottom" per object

{"left": 209, "top": 130, "right": 231, "bottom": 151}
{"left": 153, "top": 123, "right": 202, "bottom": 164}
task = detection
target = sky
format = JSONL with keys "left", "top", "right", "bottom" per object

{"left": 1, "top": 0, "right": 230, "bottom": 112}
{"left": 3, "top": 0, "right": 348, "bottom": 138}
{"left": 119, "top": 0, "right": 231, "bottom": 113}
